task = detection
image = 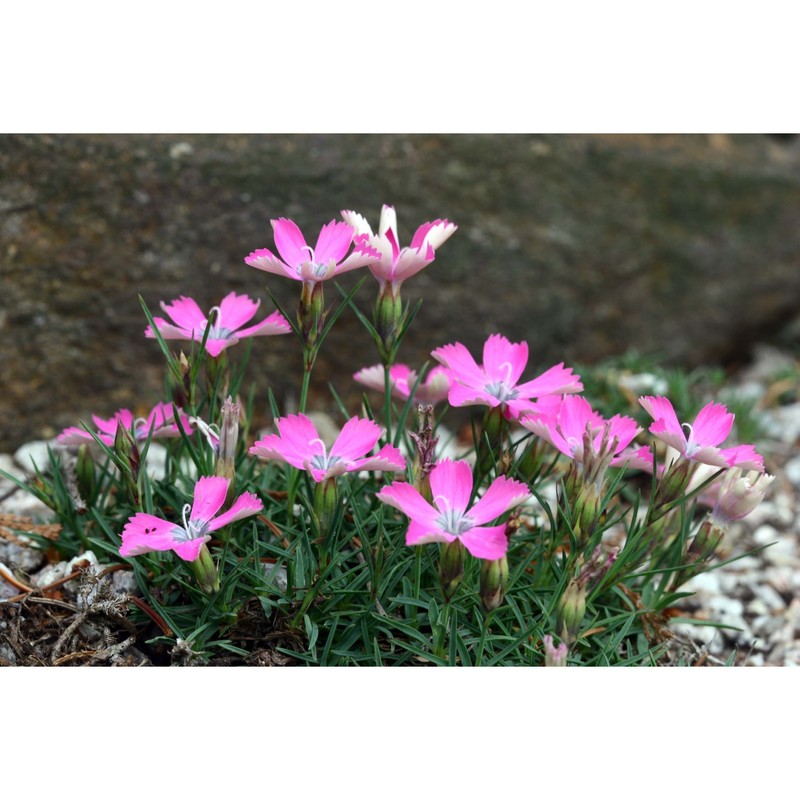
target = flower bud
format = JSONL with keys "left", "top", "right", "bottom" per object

{"left": 374, "top": 284, "right": 404, "bottom": 363}
{"left": 557, "top": 579, "right": 587, "bottom": 646}
{"left": 687, "top": 518, "right": 725, "bottom": 564}
{"left": 543, "top": 634, "right": 569, "bottom": 666}
{"left": 409, "top": 404, "right": 437, "bottom": 501}
{"left": 76, "top": 443, "right": 97, "bottom": 505}
{"left": 654, "top": 457, "right": 693, "bottom": 511}
{"left": 114, "top": 423, "right": 140, "bottom": 482}
{"left": 479, "top": 555, "right": 509, "bottom": 611}
{"left": 439, "top": 539, "right": 465, "bottom": 602}
{"left": 313, "top": 476, "right": 339, "bottom": 540}
{"left": 190, "top": 543, "right": 220, "bottom": 595}
{"left": 214, "top": 396, "right": 240, "bottom": 503}
{"left": 298, "top": 280, "right": 326, "bottom": 354}
{"left": 711, "top": 469, "right": 774, "bottom": 526}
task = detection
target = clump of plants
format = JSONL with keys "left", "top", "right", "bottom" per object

{"left": 1, "top": 205, "right": 773, "bottom": 665}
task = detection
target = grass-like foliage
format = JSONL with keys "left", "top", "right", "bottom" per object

{"left": 1, "top": 208, "right": 772, "bottom": 666}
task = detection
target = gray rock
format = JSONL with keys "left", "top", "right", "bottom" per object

{"left": 13, "top": 440, "right": 57, "bottom": 474}
{"left": 5, "top": 134, "right": 800, "bottom": 452}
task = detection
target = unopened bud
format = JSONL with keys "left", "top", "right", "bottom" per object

{"left": 214, "top": 397, "right": 240, "bottom": 502}
{"left": 712, "top": 469, "right": 774, "bottom": 526}
{"left": 313, "top": 476, "right": 339, "bottom": 540}
{"left": 409, "top": 404, "right": 437, "bottom": 500}
{"left": 654, "top": 457, "right": 693, "bottom": 511}
{"left": 76, "top": 443, "right": 97, "bottom": 505}
{"left": 439, "top": 539, "right": 465, "bottom": 602}
{"left": 543, "top": 634, "right": 569, "bottom": 666}
{"left": 557, "top": 579, "right": 587, "bottom": 646}
{"left": 190, "top": 543, "right": 220, "bottom": 595}
{"left": 479, "top": 555, "right": 509, "bottom": 611}
{"left": 374, "top": 284, "right": 404, "bottom": 363}
{"left": 687, "top": 518, "right": 725, "bottom": 564}
{"left": 114, "top": 423, "right": 139, "bottom": 479}
{"left": 298, "top": 280, "right": 326, "bottom": 353}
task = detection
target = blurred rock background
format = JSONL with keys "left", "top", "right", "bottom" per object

{"left": 2, "top": 133, "right": 800, "bottom": 451}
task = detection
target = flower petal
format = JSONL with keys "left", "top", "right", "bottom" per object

{"left": 692, "top": 402, "right": 734, "bottom": 448}
{"left": 272, "top": 217, "right": 308, "bottom": 267}
{"left": 460, "top": 523, "right": 509, "bottom": 560}
{"left": 207, "top": 491, "right": 264, "bottom": 532}
{"left": 218, "top": 292, "right": 260, "bottom": 332}
{"left": 190, "top": 476, "right": 230, "bottom": 522}
{"left": 244, "top": 247, "right": 299, "bottom": 279}
{"left": 349, "top": 444, "right": 406, "bottom": 474}
{"left": 173, "top": 538, "right": 208, "bottom": 562}
{"left": 314, "top": 220, "right": 355, "bottom": 263}
{"left": 515, "top": 363, "right": 583, "bottom": 398}
{"left": 639, "top": 396, "right": 685, "bottom": 444}
{"left": 376, "top": 481, "right": 439, "bottom": 527}
{"left": 720, "top": 444, "right": 764, "bottom": 472}
{"left": 429, "top": 459, "right": 474, "bottom": 515}
{"left": 329, "top": 417, "right": 382, "bottom": 461}
{"left": 340, "top": 209, "right": 373, "bottom": 237}
{"left": 236, "top": 310, "right": 292, "bottom": 338}
{"left": 469, "top": 475, "right": 531, "bottom": 525}
{"left": 482, "top": 334, "right": 528, "bottom": 386}
{"left": 432, "top": 342, "right": 486, "bottom": 388}
{"left": 160, "top": 296, "right": 207, "bottom": 331}
{"left": 120, "top": 513, "right": 181, "bottom": 556}
{"left": 406, "top": 519, "right": 453, "bottom": 547}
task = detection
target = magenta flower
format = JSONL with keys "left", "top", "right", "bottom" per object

{"left": 244, "top": 218, "right": 380, "bottom": 284}
{"left": 249, "top": 414, "right": 406, "bottom": 482}
{"left": 431, "top": 334, "right": 583, "bottom": 419}
{"left": 353, "top": 363, "right": 452, "bottom": 406}
{"left": 340, "top": 205, "right": 457, "bottom": 292}
{"left": 639, "top": 396, "right": 764, "bottom": 471}
{"left": 58, "top": 402, "right": 192, "bottom": 447}
{"left": 119, "top": 476, "right": 263, "bottom": 562}
{"left": 145, "top": 292, "right": 290, "bottom": 358}
{"left": 376, "top": 459, "right": 530, "bottom": 559}
{"left": 521, "top": 395, "right": 653, "bottom": 470}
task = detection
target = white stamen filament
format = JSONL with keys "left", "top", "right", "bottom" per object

{"left": 181, "top": 503, "right": 192, "bottom": 531}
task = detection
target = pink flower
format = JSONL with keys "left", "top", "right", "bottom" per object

{"left": 639, "top": 396, "right": 764, "bottom": 471}
{"left": 145, "top": 292, "right": 290, "bottom": 358}
{"left": 376, "top": 459, "right": 530, "bottom": 560}
{"left": 119, "top": 476, "right": 263, "bottom": 561}
{"left": 340, "top": 205, "right": 457, "bottom": 291}
{"left": 353, "top": 363, "right": 452, "bottom": 406}
{"left": 244, "top": 218, "right": 380, "bottom": 284}
{"left": 249, "top": 413, "right": 406, "bottom": 482}
{"left": 58, "top": 402, "right": 192, "bottom": 447}
{"left": 710, "top": 468, "right": 774, "bottom": 525}
{"left": 521, "top": 395, "right": 653, "bottom": 470}
{"left": 431, "top": 333, "right": 583, "bottom": 419}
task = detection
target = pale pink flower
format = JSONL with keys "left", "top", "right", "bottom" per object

{"left": 353, "top": 363, "right": 452, "bottom": 406}
{"left": 521, "top": 395, "right": 653, "bottom": 470}
{"left": 145, "top": 292, "right": 290, "bottom": 358}
{"left": 432, "top": 333, "right": 583, "bottom": 419}
{"left": 244, "top": 218, "right": 380, "bottom": 284}
{"left": 58, "top": 402, "right": 192, "bottom": 447}
{"left": 340, "top": 205, "right": 457, "bottom": 291}
{"left": 249, "top": 413, "right": 406, "bottom": 483}
{"left": 639, "top": 396, "right": 764, "bottom": 471}
{"left": 710, "top": 468, "right": 774, "bottom": 525}
{"left": 376, "top": 459, "right": 530, "bottom": 560}
{"left": 119, "top": 476, "right": 263, "bottom": 562}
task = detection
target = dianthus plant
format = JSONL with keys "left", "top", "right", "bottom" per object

{"left": 8, "top": 202, "right": 772, "bottom": 668}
